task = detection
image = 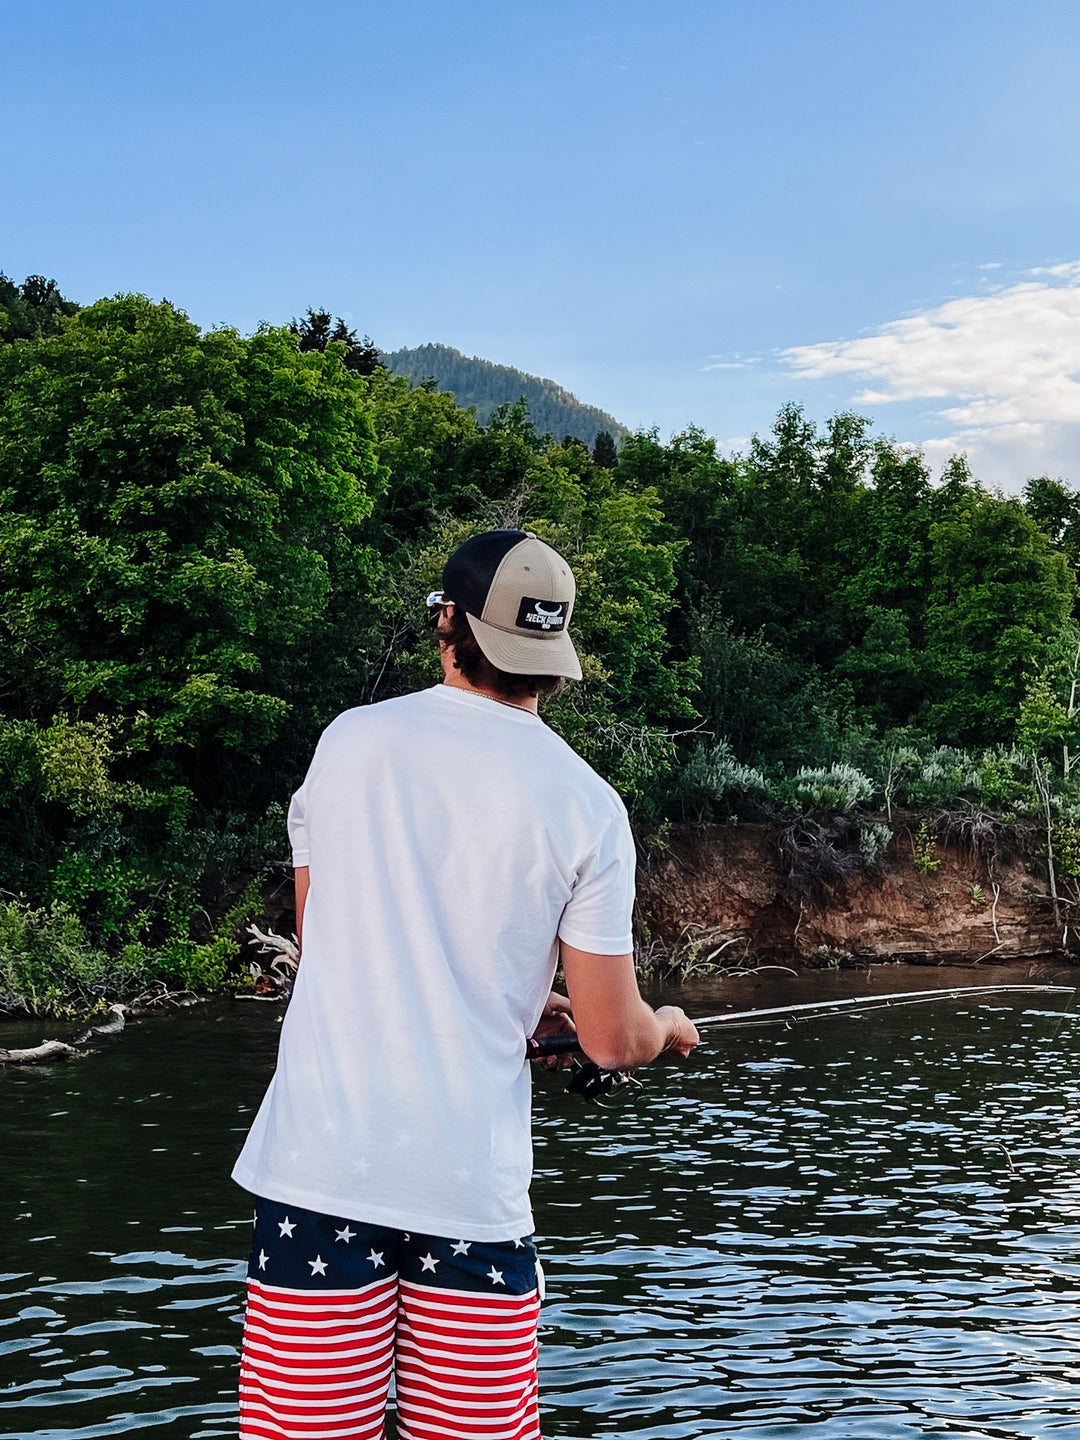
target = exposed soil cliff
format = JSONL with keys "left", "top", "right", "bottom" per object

{"left": 637, "top": 812, "right": 1075, "bottom": 968}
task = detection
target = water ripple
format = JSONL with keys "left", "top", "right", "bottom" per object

{"left": 3, "top": 988, "right": 1080, "bottom": 1436}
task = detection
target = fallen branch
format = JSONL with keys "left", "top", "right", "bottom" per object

{"left": 74, "top": 1004, "right": 127, "bottom": 1044}
{"left": 240, "top": 924, "right": 300, "bottom": 1001}
{"left": 130, "top": 983, "right": 200, "bottom": 1009}
{"left": 974, "top": 942, "right": 1006, "bottom": 964}
{"left": 1, "top": 1003, "right": 128, "bottom": 1066}
{"left": 991, "top": 883, "right": 1002, "bottom": 946}
{"left": 703, "top": 936, "right": 742, "bottom": 963}
{"left": 0, "top": 1038, "right": 79, "bottom": 1065}
{"left": 246, "top": 924, "right": 299, "bottom": 967}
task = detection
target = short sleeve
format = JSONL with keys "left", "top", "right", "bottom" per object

{"left": 287, "top": 784, "right": 310, "bottom": 868}
{"left": 557, "top": 808, "right": 636, "bottom": 955}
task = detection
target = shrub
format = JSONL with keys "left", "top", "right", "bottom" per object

{"left": 0, "top": 902, "right": 154, "bottom": 1016}
{"left": 899, "top": 745, "right": 1032, "bottom": 813}
{"left": 785, "top": 764, "right": 874, "bottom": 814}
{"left": 676, "top": 739, "right": 769, "bottom": 819}
{"left": 912, "top": 819, "right": 940, "bottom": 875}
{"left": 858, "top": 822, "right": 893, "bottom": 867}
{"left": 1051, "top": 819, "right": 1080, "bottom": 883}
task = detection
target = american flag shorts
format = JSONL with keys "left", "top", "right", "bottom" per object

{"left": 239, "top": 1197, "right": 543, "bottom": 1440}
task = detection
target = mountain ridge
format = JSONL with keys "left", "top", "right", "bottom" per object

{"left": 381, "top": 342, "right": 629, "bottom": 448}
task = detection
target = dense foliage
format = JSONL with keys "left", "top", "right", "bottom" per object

{"left": 3, "top": 275, "right": 1080, "bottom": 1010}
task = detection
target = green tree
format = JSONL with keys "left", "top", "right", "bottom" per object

{"left": 0, "top": 296, "right": 384, "bottom": 935}
{"left": 0, "top": 272, "right": 79, "bottom": 342}
{"left": 834, "top": 607, "right": 922, "bottom": 729}
{"left": 592, "top": 430, "right": 618, "bottom": 469}
{"left": 1023, "top": 475, "right": 1080, "bottom": 569}
{"left": 1017, "top": 670, "right": 1075, "bottom": 924}
{"left": 360, "top": 367, "right": 484, "bottom": 545}
{"left": 291, "top": 307, "right": 384, "bottom": 375}
{"left": 924, "top": 492, "right": 1077, "bottom": 742}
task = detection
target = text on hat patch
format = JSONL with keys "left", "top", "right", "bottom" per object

{"left": 515, "top": 597, "right": 568, "bottom": 631}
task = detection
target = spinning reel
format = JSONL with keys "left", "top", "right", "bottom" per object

{"left": 525, "top": 1032, "right": 642, "bottom": 1105}
{"left": 565, "top": 1060, "right": 642, "bottom": 1105}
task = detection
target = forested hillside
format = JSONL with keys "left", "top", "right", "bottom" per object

{"left": 383, "top": 342, "right": 629, "bottom": 449}
{"left": 3, "top": 275, "right": 1080, "bottom": 1009}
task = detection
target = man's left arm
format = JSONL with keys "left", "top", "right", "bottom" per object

{"left": 294, "top": 865, "right": 310, "bottom": 956}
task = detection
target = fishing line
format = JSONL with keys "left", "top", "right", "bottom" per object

{"left": 527, "top": 983, "right": 1077, "bottom": 1102}
{"left": 688, "top": 983, "right": 1075, "bottom": 1031}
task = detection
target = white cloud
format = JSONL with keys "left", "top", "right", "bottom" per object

{"left": 778, "top": 265, "right": 1080, "bottom": 487}
{"left": 702, "top": 353, "right": 760, "bottom": 371}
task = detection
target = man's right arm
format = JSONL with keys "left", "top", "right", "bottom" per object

{"left": 559, "top": 942, "right": 699, "bottom": 1071}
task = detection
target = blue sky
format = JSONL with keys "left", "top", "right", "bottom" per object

{"left": 5, "top": 0, "right": 1080, "bottom": 489}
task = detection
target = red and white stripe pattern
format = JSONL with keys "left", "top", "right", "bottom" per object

{"left": 240, "top": 1275, "right": 397, "bottom": 1440}
{"left": 395, "top": 1279, "right": 541, "bottom": 1440}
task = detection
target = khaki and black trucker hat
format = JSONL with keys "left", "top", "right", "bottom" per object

{"left": 440, "top": 530, "right": 582, "bottom": 681}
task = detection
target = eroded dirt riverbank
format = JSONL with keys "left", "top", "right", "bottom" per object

{"left": 637, "top": 811, "right": 1078, "bottom": 971}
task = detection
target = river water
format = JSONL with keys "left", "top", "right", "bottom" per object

{"left": 2, "top": 966, "right": 1080, "bottom": 1439}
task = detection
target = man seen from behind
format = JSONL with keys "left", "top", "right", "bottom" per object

{"left": 232, "top": 528, "right": 699, "bottom": 1440}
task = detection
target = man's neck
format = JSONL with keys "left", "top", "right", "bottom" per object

{"left": 439, "top": 662, "right": 539, "bottom": 715}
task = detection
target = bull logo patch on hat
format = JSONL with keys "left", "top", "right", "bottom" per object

{"left": 515, "top": 596, "right": 568, "bottom": 632}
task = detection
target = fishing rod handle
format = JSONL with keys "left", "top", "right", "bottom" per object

{"left": 526, "top": 1033, "right": 583, "bottom": 1060}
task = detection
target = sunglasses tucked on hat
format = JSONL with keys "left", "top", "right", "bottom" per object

{"left": 434, "top": 530, "right": 583, "bottom": 681}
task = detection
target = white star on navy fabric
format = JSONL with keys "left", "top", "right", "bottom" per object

{"left": 487, "top": 1266, "right": 505, "bottom": 1285}
{"left": 278, "top": 1216, "right": 296, "bottom": 1238}
{"left": 367, "top": 1249, "right": 385, "bottom": 1268}
{"left": 308, "top": 1255, "right": 327, "bottom": 1276}
{"left": 257, "top": 1250, "right": 268, "bottom": 1270}
{"left": 335, "top": 1226, "right": 356, "bottom": 1244}
{"left": 451, "top": 1240, "right": 470, "bottom": 1256}
{"left": 512, "top": 1238, "right": 524, "bottom": 1248}
{"left": 420, "top": 1253, "right": 440, "bottom": 1273}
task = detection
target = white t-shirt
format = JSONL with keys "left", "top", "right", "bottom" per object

{"left": 232, "top": 684, "right": 636, "bottom": 1241}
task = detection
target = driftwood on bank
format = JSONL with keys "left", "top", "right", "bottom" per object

{"left": 246, "top": 924, "right": 299, "bottom": 967}
{"left": 130, "top": 984, "right": 202, "bottom": 1010}
{"left": 74, "top": 1003, "right": 128, "bottom": 1044}
{"left": 0, "top": 1037, "right": 80, "bottom": 1064}
{"left": 234, "top": 924, "right": 299, "bottom": 1002}
{"left": 0, "top": 1003, "right": 128, "bottom": 1066}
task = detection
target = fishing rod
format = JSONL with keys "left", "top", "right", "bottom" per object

{"left": 526, "top": 983, "right": 1076, "bottom": 1101}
